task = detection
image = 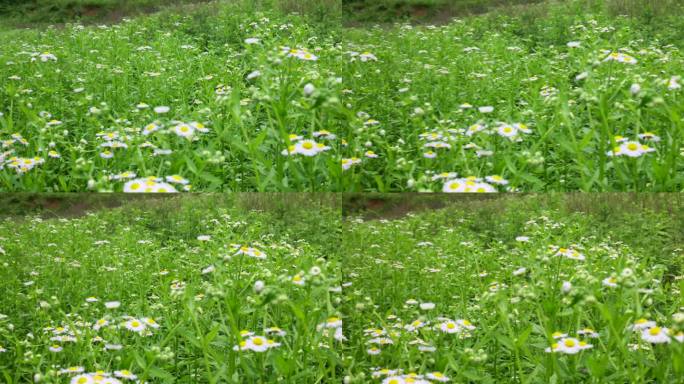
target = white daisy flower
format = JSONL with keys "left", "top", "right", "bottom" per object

{"left": 641, "top": 326, "right": 670, "bottom": 344}
{"left": 124, "top": 319, "right": 146, "bottom": 333}
{"left": 631, "top": 318, "right": 657, "bottom": 331}
{"left": 174, "top": 123, "right": 195, "bottom": 138}
{"left": 114, "top": 370, "right": 137, "bottom": 380}
{"left": 70, "top": 374, "right": 94, "bottom": 384}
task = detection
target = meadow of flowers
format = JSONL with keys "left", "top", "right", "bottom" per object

{"left": 341, "top": 195, "right": 684, "bottom": 383}
{"left": 0, "top": 0, "right": 682, "bottom": 192}
{"left": 0, "top": 194, "right": 344, "bottom": 383}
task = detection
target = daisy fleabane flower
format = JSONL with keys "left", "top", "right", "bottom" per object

{"left": 124, "top": 319, "right": 146, "bottom": 333}
{"left": 546, "top": 337, "right": 593, "bottom": 354}
{"left": 641, "top": 326, "right": 670, "bottom": 344}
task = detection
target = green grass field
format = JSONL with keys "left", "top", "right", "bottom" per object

{"left": 0, "top": 194, "right": 343, "bottom": 383}
{"left": 0, "top": 193, "right": 682, "bottom": 383}
{"left": 0, "top": 0, "right": 682, "bottom": 192}
{"left": 341, "top": 194, "right": 684, "bottom": 383}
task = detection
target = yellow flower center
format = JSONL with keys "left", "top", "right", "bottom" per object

{"left": 649, "top": 327, "right": 661, "bottom": 336}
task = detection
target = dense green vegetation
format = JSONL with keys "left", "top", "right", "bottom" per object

{"left": 341, "top": 194, "right": 684, "bottom": 383}
{"left": 0, "top": 0, "right": 682, "bottom": 192}
{"left": 0, "top": 0, "right": 208, "bottom": 28}
{"left": 0, "top": 0, "right": 340, "bottom": 29}
{"left": 342, "top": 0, "right": 545, "bottom": 24}
{"left": 0, "top": 194, "right": 342, "bottom": 383}
{"left": 342, "top": 0, "right": 684, "bottom": 24}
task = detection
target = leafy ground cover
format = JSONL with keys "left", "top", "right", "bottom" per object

{"left": 0, "top": 194, "right": 343, "bottom": 383}
{"left": 341, "top": 194, "right": 684, "bottom": 383}
{"left": 0, "top": 1, "right": 682, "bottom": 191}
{"left": 1, "top": 192, "right": 682, "bottom": 383}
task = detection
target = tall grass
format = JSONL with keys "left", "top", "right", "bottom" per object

{"left": 0, "top": 194, "right": 343, "bottom": 383}
{"left": 341, "top": 194, "right": 684, "bottom": 383}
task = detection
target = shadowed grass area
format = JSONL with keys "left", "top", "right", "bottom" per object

{"left": 343, "top": 193, "right": 684, "bottom": 224}
{"left": 0, "top": 0, "right": 341, "bottom": 30}
{"left": 0, "top": 193, "right": 173, "bottom": 218}
{"left": 342, "top": 0, "right": 684, "bottom": 25}
{"left": 342, "top": 0, "right": 547, "bottom": 24}
{"left": 0, "top": 0, "right": 213, "bottom": 28}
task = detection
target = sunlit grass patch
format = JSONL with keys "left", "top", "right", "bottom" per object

{"left": 0, "top": 1, "right": 682, "bottom": 191}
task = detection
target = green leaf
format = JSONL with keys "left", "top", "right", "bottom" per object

{"left": 184, "top": 156, "right": 198, "bottom": 175}
{"left": 133, "top": 351, "right": 147, "bottom": 370}
{"left": 516, "top": 326, "right": 533, "bottom": 348}
{"left": 148, "top": 367, "right": 175, "bottom": 382}
{"left": 495, "top": 333, "right": 515, "bottom": 351}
